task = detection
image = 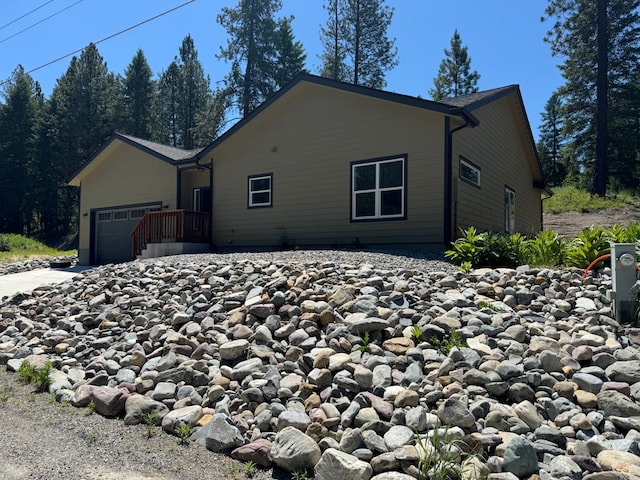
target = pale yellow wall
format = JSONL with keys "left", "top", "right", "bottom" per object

{"left": 180, "top": 166, "right": 211, "bottom": 209}
{"left": 77, "top": 142, "right": 177, "bottom": 252}
{"left": 211, "top": 83, "right": 447, "bottom": 249}
{"left": 452, "top": 94, "right": 543, "bottom": 236}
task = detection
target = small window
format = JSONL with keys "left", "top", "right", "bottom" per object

{"left": 112, "top": 210, "right": 128, "bottom": 221}
{"left": 248, "top": 174, "right": 272, "bottom": 208}
{"left": 505, "top": 187, "right": 516, "bottom": 232}
{"left": 97, "top": 212, "right": 111, "bottom": 222}
{"left": 352, "top": 156, "right": 406, "bottom": 221}
{"left": 459, "top": 157, "right": 480, "bottom": 187}
{"left": 193, "top": 188, "right": 202, "bottom": 212}
{"left": 130, "top": 209, "right": 146, "bottom": 219}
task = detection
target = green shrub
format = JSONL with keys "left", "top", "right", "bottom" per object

{"left": 445, "top": 227, "right": 486, "bottom": 267}
{"left": 17, "top": 361, "right": 52, "bottom": 392}
{"left": 0, "top": 235, "right": 10, "bottom": 252}
{"left": 476, "top": 232, "right": 529, "bottom": 268}
{"left": 544, "top": 186, "right": 629, "bottom": 214}
{"left": 529, "top": 230, "right": 568, "bottom": 266}
{"left": 565, "top": 226, "right": 611, "bottom": 268}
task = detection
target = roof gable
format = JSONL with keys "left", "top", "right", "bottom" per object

{"left": 68, "top": 133, "right": 202, "bottom": 186}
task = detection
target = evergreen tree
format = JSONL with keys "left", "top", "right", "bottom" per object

{"left": 537, "top": 91, "right": 567, "bottom": 186}
{"left": 177, "top": 35, "right": 211, "bottom": 149}
{"left": 0, "top": 66, "right": 41, "bottom": 233}
{"left": 319, "top": 0, "right": 351, "bottom": 82}
{"left": 48, "top": 43, "right": 118, "bottom": 231}
{"left": 544, "top": 0, "right": 640, "bottom": 193}
{"left": 154, "top": 36, "right": 223, "bottom": 148}
{"left": 273, "top": 16, "right": 307, "bottom": 89}
{"left": 155, "top": 61, "right": 181, "bottom": 146}
{"left": 121, "top": 49, "right": 155, "bottom": 139}
{"left": 429, "top": 29, "right": 480, "bottom": 100}
{"left": 319, "top": 0, "right": 398, "bottom": 88}
{"left": 217, "top": 0, "right": 282, "bottom": 117}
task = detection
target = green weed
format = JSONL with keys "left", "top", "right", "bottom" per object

{"left": 445, "top": 226, "right": 486, "bottom": 267}
{"left": 430, "top": 330, "right": 467, "bottom": 355}
{"left": 142, "top": 411, "right": 158, "bottom": 439}
{"left": 243, "top": 461, "right": 258, "bottom": 478}
{"left": 176, "top": 424, "right": 192, "bottom": 446}
{"left": 17, "top": 361, "right": 52, "bottom": 393}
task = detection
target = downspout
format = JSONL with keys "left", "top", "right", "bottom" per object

{"left": 444, "top": 110, "right": 477, "bottom": 245}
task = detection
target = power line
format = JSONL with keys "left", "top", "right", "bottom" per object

{"left": 0, "top": 1, "right": 84, "bottom": 45}
{"left": 23, "top": 0, "right": 197, "bottom": 78}
{"left": 0, "top": 0, "right": 54, "bottom": 31}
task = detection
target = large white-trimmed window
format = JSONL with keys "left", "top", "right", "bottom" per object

{"left": 248, "top": 174, "right": 272, "bottom": 208}
{"left": 351, "top": 156, "right": 406, "bottom": 221}
{"left": 459, "top": 156, "right": 480, "bottom": 187}
{"left": 505, "top": 186, "right": 516, "bottom": 232}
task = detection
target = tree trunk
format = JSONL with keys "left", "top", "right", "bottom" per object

{"left": 593, "top": 0, "right": 608, "bottom": 196}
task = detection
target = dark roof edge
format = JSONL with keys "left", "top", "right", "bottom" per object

{"left": 68, "top": 132, "right": 199, "bottom": 185}
{"left": 196, "top": 73, "right": 469, "bottom": 160}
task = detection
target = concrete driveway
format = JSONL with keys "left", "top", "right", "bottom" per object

{"left": 0, "top": 266, "right": 89, "bottom": 300}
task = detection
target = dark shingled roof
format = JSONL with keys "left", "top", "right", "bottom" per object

{"left": 437, "top": 85, "right": 517, "bottom": 109}
{"left": 117, "top": 133, "right": 203, "bottom": 162}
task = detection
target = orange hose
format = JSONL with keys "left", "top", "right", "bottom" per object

{"left": 582, "top": 253, "right": 612, "bottom": 279}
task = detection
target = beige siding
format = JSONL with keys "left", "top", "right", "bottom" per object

{"left": 180, "top": 167, "right": 211, "bottom": 209}
{"left": 452, "top": 95, "right": 542, "bottom": 236}
{"left": 212, "top": 83, "right": 447, "bottom": 249}
{"left": 78, "top": 143, "right": 177, "bottom": 253}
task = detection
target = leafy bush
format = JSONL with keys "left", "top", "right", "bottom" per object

{"left": 544, "top": 186, "right": 629, "bottom": 214}
{"left": 476, "top": 232, "right": 529, "bottom": 268}
{"left": 565, "top": 226, "right": 611, "bottom": 268}
{"left": 529, "top": 230, "right": 568, "bottom": 266}
{"left": 0, "top": 235, "right": 9, "bottom": 252}
{"left": 17, "top": 361, "right": 52, "bottom": 393}
{"left": 444, "top": 227, "right": 486, "bottom": 266}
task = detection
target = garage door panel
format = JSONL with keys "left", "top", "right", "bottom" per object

{"left": 94, "top": 204, "right": 159, "bottom": 264}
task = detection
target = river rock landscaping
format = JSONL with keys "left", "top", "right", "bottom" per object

{"left": 1, "top": 249, "right": 640, "bottom": 480}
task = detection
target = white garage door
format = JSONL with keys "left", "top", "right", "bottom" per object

{"left": 94, "top": 204, "right": 160, "bottom": 264}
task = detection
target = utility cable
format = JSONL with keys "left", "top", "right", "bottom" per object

{"left": 0, "top": 1, "right": 84, "bottom": 45}
{"left": 22, "top": 0, "right": 196, "bottom": 78}
{"left": 0, "top": 0, "right": 54, "bottom": 31}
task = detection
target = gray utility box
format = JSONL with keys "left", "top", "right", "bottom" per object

{"left": 611, "top": 243, "right": 638, "bottom": 324}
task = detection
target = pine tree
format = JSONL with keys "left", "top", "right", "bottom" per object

{"left": 273, "top": 16, "right": 307, "bottom": 89}
{"left": 538, "top": 92, "right": 566, "bottom": 186}
{"left": 544, "top": 0, "right": 640, "bottom": 193}
{"left": 319, "top": 0, "right": 398, "bottom": 88}
{"left": 121, "top": 49, "right": 155, "bottom": 139}
{"left": 217, "top": 0, "right": 282, "bottom": 117}
{"left": 0, "top": 66, "right": 41, "bottom": 233}
{"left": 319, "top": 0, "right": 351, "bottom": 82}
{"left": 429, "top": 29, "right": 480, "bottom": 100}
{"left": 155, "top": 61, "right": 181, "bottom": 146}
{"left": 177, "top": 35, "right": 211, "bottom": 149}
{"left": 48, "top": 43, "right": 118, "bottom": 231}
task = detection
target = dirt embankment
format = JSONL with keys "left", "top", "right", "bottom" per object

{"left": 543, "top": 205, "right": 640, "bottom": 238}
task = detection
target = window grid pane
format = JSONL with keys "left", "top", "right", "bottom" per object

{"left": 352, "top": 157, "right": 405, "bottom": 220}
{"left": 249, "top": 175, "right": 272, "bottom": 207}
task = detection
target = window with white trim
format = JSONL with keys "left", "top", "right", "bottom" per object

{"left": 505, "top": 187, "right": 516, "bottom": 232}
{"left": 352, "top": 156, "right": 406, "bottom": 220}
{"left": 248, "top": 174, "right": 272, "bottom": 208}
{"left": 459, "top": 157, "right": 480, "bottom": 187}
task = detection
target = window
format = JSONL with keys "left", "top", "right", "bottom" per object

{"left": 97, "top": 212, "right": 111, "bottom": 222}
{"left": 505, "top": 186, "right": 515, "bottom": 232}
{"left": 130, "top": 209, "right": 146, "bottom": 219}
{"left": 112, "top": 210, "right": 129, "bottom": 221}
{"left": 248, "top": 174, "right": 272, "bottom": 208}
{"left": 352, "top": 156, "right": 406, "bottom": 220}
{"left": 459, "top": 157, "right": 480, "bottom": 187}
{"left": 193, "top": 187, "right": 211, "bottom": 213}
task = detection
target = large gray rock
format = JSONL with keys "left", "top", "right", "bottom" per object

{"left": 204, "top": 413, "right": 244, "bottom": 452}
{"left": 597, "top": 390, "right": 640, "bottom": 417}
{"left": 270, "top": 426, "right": 321, "bottom": 473}
{"left": 315, "top": 448, "right": 372, "bottom": 480}
{"left": 503, "top": 437, "right": 538, "bottom": 478}
{"left": 605, "top": 361, "right": 640, "bottom": 384}
{"left": 161, "top": 405, "right": 203, "bottom": 434}
{"left": 123, "top": 394, "right": 169, "bottom": 425}
{"left": 437, "top": 398, "right": 475, "bottom": 429}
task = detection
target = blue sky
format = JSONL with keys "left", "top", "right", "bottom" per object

{"left": 1, "top": 1, "right": 564, "bottom": 140}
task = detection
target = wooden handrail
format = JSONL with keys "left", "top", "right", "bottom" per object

{"left": 130, "top": 210, "right": 210, "bottom": 257}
